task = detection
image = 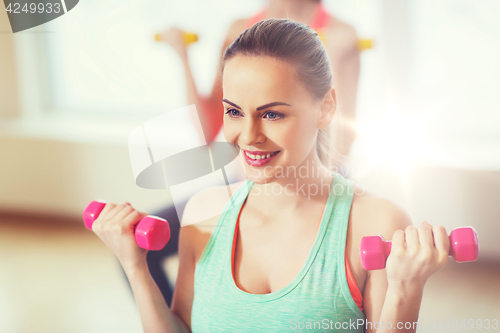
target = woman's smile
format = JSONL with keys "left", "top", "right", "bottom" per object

{"left": 242, "top": 149, "right": 281, "bottom": 166}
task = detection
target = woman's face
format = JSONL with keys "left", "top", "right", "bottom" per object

{"left": 222, "top": 55, "right": 333, "bottom": 184}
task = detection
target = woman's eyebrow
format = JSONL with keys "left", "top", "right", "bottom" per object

{"left": 256, "top": 102, "right": 292, "bottom": 110}
{"left": 222, "top": 99, "right": 292, "bottom": 111}
{"left": 221, "top": 99, "right": 241, "bottom": 109}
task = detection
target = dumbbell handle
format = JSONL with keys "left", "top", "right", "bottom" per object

{"left": 154, "top": 32, "right": 198, "bottom": 44}
{"left": 360, "top": 227, "right": 478, "bottom": 270}
{"left": 83, "top": 200, "right": 170, "bottom": 251}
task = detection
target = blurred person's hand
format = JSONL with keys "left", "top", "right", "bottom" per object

{"left": 91, "top": 202, "right": 149, "bottom": 273}
{"left": 158, "top": 27, "right": 188, "bottom": 59}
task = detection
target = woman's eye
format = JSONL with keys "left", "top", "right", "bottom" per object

{"left": 225, "top": 109, "right": 241, "bottom": 117}
{"left": 264, "top": 112, "right": 282, "bottom": 120}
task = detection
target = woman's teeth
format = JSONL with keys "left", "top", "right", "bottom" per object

{"left": 245, "top": 151, "right": 278, "bottom": 160}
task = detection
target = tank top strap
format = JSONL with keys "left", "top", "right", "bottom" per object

{"left": 319, "top": 172, "right": 363, "bottom": 317}
{"left": 310, "top": 3, "right": 330, "bottom": 30}
{"left": 194, "top": 179, "right": 253, "bottom": 280}
{"left": 322, "top": 172, "right": 355, "bottom": 260}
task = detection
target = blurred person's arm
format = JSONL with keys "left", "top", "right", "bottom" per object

{"left": 159, "top": 20, "right": 247, "bottom": 143}
{"left": 325, "top": 21, "right": 360, "bottom": 167}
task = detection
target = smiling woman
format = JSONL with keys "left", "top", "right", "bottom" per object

{"left": 182, "top": 19, "right": 448, "bottom": 333}
{"left": 90, "top": 19, "right": 452, "bottom": 333}
{"left": 221, "top": 55, "right": 334, "bottom": 183}
{"left": 221, "top": 19, "right": 335, "bottom": 176}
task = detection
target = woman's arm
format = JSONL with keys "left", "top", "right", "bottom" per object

{"left": 331, "top": 48, "right": 359, "bottom": 159}
{"left": 170, "top": 182, "right": 244, "bottom": 331}
{"left": 159, "top": 19, "right": 247, "bottom": 143}
{"left": 127, "top": 263, "right": 190, "bottom": 333}
{"left": 91, "top": 203, "right": 190, "bottom": 333}
{"left": 360, "top": 202, "right": 449, "bottom": 333}
{"left": 325, "top": 21, "right": 360, "bottom": 165}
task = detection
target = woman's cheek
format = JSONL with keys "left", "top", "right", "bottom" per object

{"left": 223, "top": 123, "right": 238, "bottom": 143}
{"left": 289, "top": 127, "right": 314, "bottom": 155}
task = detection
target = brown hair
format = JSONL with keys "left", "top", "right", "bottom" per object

{"left": 221, "top": 18, "right": 334, "bottom": 169}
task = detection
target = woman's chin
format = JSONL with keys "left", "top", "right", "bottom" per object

{"left": 248, "top": 177, "right": 269, "bottom": 185}
{"left": 245, "top": 172, "right": 275, "bottom": 185}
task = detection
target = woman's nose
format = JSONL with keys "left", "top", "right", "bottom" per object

{"left": 240, "top": 119, "right": 266, "bottom": 145}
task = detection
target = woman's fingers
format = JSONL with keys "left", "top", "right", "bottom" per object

{"left": 98, "top": 203, "right": 116, "bottom": 219}
{"left": 418, "top": 222, "right": 434, "bottom": 249}
{"left": 387, "top": 222, "right": 450, "bottom": 286}
{"left": 433, "top": 225, "right": 450, "bottom": 261}
{"left": 104, "top": 203, "right": 127, "bottom": 221}
{"left": 391, "top": 230, "right": 405, "bottom": 261}
{"left": 392, "top": 229, "right": 405, "bottom": 249}
{"left": 93, "top": 203, "right": 141, "bottom": 234}
{"left": 121, "top": 210, "right": 147, "bottom": 229}
{"left": 404, "top": 225, "right": 419, "bottom": 254}
{"left": 92, "top": 203, "right": 115, "bottom": 232}
{"left": 422, "top": 220, "right": 433, "bottom": 228}
{"left": 113, "top": 204, "right": 135, "bottom": 223}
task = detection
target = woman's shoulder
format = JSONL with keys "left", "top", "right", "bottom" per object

{"left": 180, "top": 180, "right": 248, "bottom": 262}
{"left": 350, "top": 189, "right": 413, "bottom": 241}
{"left": 324, "top": 15, "right": 359, "bottom": 55}
{"left": 225, "top": 18, "right": 251, "bottom": 44}
{"left": 345, "top": 189, "right": 413, "bottom": 293}
{"left": 182, "top": 180, "right": 247, "bottom": 225}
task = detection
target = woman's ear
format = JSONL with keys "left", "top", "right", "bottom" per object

{"left": 318, "top": 86, "right": 336, "bottom": 129}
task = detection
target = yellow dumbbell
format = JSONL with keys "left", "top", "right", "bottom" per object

{"left": 357, "top": 39, "right": 373, "bottom": 51}
{"left": 154, "top": 32, "right": 198, "bottom": 45}
{"left": 316, "top": 30, "right": 373, "bottom": 52}
{"left": 316, "top": 30, "right": 326, "bottom": 44}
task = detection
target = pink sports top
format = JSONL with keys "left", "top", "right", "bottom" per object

{"left": 246, "top": 2, "right": 330, "bottom": 31}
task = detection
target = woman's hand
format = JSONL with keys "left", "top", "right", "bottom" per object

{"left": 385, "top": 221, "right": 450, "bottom": 290}
{"left": 157, "top": 27, "right": 188, "bottom": 59}
{"left": 91, "top": 202, "right": 148, "bottom": 273}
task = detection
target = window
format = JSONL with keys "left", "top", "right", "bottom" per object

{"left": 42, "top": 0, "right": 266, "bottom": 116}
{"left": 410, "top": 0, "right": 500, "bottom": 136}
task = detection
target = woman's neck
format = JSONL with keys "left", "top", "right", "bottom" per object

{"left": 248, "top": 157, "right": 334, "bottom": 214}
{"left": 266, "top": 0, "right": 320, "bottom": 25}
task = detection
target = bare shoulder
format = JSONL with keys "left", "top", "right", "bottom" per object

{"left": 324, "top": 16, "right": 359, "bottom": 55}
{"left": 350, "top": 190, "right": 413, "bottom": 241}
{"left": 225, "top": 18, "right": 249, "bottom": 44}
{"left": 180, "top": 180, "right": 247, "bottom": 262}
{"left": 347, "top": 191, "right": 413, "bottom": 326}
{"left": 345, "top": 189, "right": 413, "bottom": 294}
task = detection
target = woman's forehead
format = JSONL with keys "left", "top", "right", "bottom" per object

{"left": 223, "top": 56, "right": 293, "bottom": 81}
{"left": 222, "top": 56, "right": 309, "bottom": 103}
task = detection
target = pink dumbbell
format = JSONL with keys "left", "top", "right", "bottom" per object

{"left": 360, "top": 226, "right": 478, "bottom": 270}
{"left": 83, "top": 200, "right": 171, "bottom": 251}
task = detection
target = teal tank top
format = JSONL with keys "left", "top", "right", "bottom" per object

{"left": 191, "top": 172, "right": 365, "bottom": 332}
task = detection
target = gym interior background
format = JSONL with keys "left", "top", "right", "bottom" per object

{"left": 1, "top": 0, "right": 499, "bottom": 332}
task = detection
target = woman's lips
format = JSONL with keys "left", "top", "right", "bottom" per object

{"left": 243, "top": 150, "right": 280, "bottom": 167}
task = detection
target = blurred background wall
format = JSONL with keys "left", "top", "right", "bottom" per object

{"left": 1, "top": 0, "right": 499, "bottom": 255}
